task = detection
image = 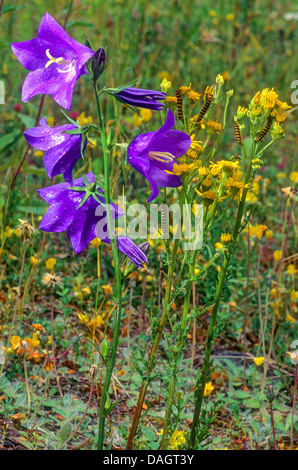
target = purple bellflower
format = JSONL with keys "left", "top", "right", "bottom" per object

{"left": 37, "top": 172, "right": 148, "bottom": 266}
{"left": 113, "top": 87, "right": 166, "bottom": 111}
{"left": 24, "top": 117, "right": 86, "bottom": 184}
{"left": 127, "top": 110, "right": 191, "bottom": 202}
{"left": 11, "top": 12, "right": 94, "bottom": 110}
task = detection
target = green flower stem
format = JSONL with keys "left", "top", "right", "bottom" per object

{"left": 189, "top": 158, "right": 253, "bottom": 449}
{"left": 126, "top": 186, "right": 186, "bottom": 450}
{"left": 161, "top": 241, "right": 220, "bottom": 449}
{"left": 160, "top": 249, "right": 197, "bottom": 449}
{"left": 93, "top": 82, "right": 123, "bottom": 450}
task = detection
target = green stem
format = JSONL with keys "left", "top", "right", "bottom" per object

{"left": 93, "top": 82, "right": 123, "bottom": 450}
{"left": 189, "top": 157, "right": 253, "bottom": 449}
{"left": 126, "top": 186, "right": 186, "bottom": 450}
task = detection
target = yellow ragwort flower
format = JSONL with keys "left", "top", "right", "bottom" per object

{"left": 46, "top": 257, "right": 56, "bottom": 270}
{"left": 287, "top": 264, "right": 297, "bottom": 275}
{"left": 140, "top": 108, "right": 152, "bottom": 122}
{"left": 273, "top": 250, "right": 282, "bottom": 262}
{"left": 253, "top": 357, "right": 265, "bottom": 366}
{"left": 220, "top": 233, "right": 232, "bottom": 244}
{"left": 204, "top": 381, "right": 214, "bottom": 397}
{"left": 290, "top": 171, "right": 298, "bottom": 183}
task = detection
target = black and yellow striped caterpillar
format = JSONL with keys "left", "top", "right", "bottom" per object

{"left": 234, "top": 119, "right": 242, "bottom": 145}
{"left": 176, "top": 88, "right": 184, "bottom": 123}
{"left": 255, "top": 115, "right": 274, "bottom": 143}
{"left": 196, "top": 92, "right": 214, "bottom": 125}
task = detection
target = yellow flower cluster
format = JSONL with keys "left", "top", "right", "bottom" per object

{"left": 251, "top": 88, "right": 291, "bottom": 112}
{"left": 168, "top": 430, "right": 186, "bottom": 450}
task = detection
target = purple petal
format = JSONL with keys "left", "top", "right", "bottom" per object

{"left": 38, "top": 12, "right": 72, "bottom": 47}
{"left": 37, "top": 172, "right": 95, "bottom": 204}
{"left": 117, "top": 236, "right": 148, "bottom": 267}
{"left": 155, "top": 109, "right": 175, "bottom": 135}
{"left": 51, "top": 77, "right": 77, "bottom": 110}
{"left": 24, "top": 123, "right": 75, "bottom": 151}
{"left": 11, "top": 39, "right": 49, "bottom": 71}
{"left": 122, "top": 87, "right": 166, "bottom": 99}
{"left": 43, "top": 136, "right": 82, "bottom": 182}
{"left": 39, "top": 202, "right": 76, "bottom": 232}
{"left": 151, "top": 129, "right": 191, "bottom": 158}
{"left": 22, "top": 68, "right": 64, "bottom": 103}
{"left": 69, "top": 38, "right": 95, "bottom": 71}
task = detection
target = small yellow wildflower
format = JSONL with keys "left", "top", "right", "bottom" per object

{"left": 87, "top": 137, "right": 97, "bottom": 149}
{"left": 237, "top": 106, "right": 248, "bottom": 119}
{"left": 11, "top": 335, "right": 21, "bottom": 350}
{"left": 204, "top": 381, "right": 214, "bottom": 397}
{"left": 4, "top": 226, "right": 13, "bottom": 238}
{"left": 216, "top": 74, "right": 224, "bottom": 86}
{"left": 272, "top": 108, "right": 287, "bottom": 123}
{"left": 90, "top": 238, "right": 101, "bottom": 248}
{"left": 209, "top": 10, "right": 216, "bottom": 17}
{"left": 253, "top": 357, "right": 265, "bottom": 366}
{"left": 290, "top": 171, "right": 298, "bottom": 183}
{"left": 78, "top": 313, "right": 89, "bottom": 324}
{"left": 169, "top": 430, "right": 186, "bottom": 450}
{"left": 102, "top": 284, "right": 113, "bottom": 295}
{"left": 34, "top": 150, "right": 43, "bottom": 158}
{"left": 291, "top": 290, "right": 298, "bottom": 301}
{"left": 160, "top": 77, "right": 171, "bottom": 93}
{"left": 273, "top": 250, "right": 282, "bottom": 262}
{"left": 226, "top": 13, "right": 234, "bottom": 21}
{"left": 82, "top": 286, "right": 91, "bottom": 296}
{"left": 198, "top": 166, "right": 209, "bottom": 177}
{"left": 77, "top": 112, "right": 92, "bottom": 126}
{"left": 222, "top": 71, "right": 230, "bottom": 82}
{"left": 286, "top": 313, "right": 296, "bottom": 324}
{"left": 46, "top": 258, "right": 56, "bottom": 270}
{"left": 140, "top": 108, "right": 152, "bottom": 122}
{"left": 46, "top": 116, "right": 55, "bottom": 126}
{"left": 287, "top": 264, "right": 297, "bottom": 275}
{"left": 165, "top": 162, "right": 200, "bottom": 176}
{"left": 132, "top": 113, "right": 142, "bottom": 127}
{"left": 220, "top": 233, "right": 231, "bottom": 244}
{"left": 30, "top": 256, "right": 38, "bottom": 266}
{"left": 210, "top": 160, "right": 239, "bottom": 176}
{"left": 266, "top": 229, "right": 273, "bottom": 239}
{"left": 188, "top": 90, "right": 201, "bottom": 104}
{"left": 179, "top": 83, "right": 191, "bottom": 96}
{"left": 215, "top": 242, "right": 223, "bottom": 250}
{"left": 32, "top": 323, "right": 45, "bottom": 333}
{"left": 206, "top": 120, "right": 222, "bottom": 134}
{"left": 276, "top": 172, "right": 286, "bottom": 179}
{"left": 165, "top": 96, "right": 178, "bottom": 108}
{"left": 88, "top": 314, "right": 105, "bottom": 328}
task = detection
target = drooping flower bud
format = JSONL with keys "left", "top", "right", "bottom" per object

{"left": 92, "top": 47, "right": 106, "bottom": 82}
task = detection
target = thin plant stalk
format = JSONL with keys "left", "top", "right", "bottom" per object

{"left": 189, "top": 159, "right": 253, "bottom": 448}
{"left": 93, "top": 82, "right": 123, "bottom": 450}
{"left": 243, "top": 223, "right": 251, "bottom": 388}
